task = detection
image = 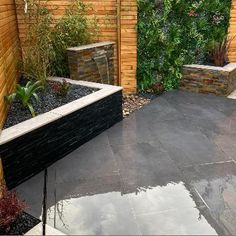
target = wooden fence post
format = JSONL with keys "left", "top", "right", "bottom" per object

{"left": 117, "top": 0, "right": 121, "bottom": 86}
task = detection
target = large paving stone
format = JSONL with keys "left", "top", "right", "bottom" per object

{"left": 15, "top": 91, "right": 236, "bottom": 235}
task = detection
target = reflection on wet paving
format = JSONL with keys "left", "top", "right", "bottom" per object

{"left": 15, "top": 91, "right": 236, "bottom": 235}
{"left": 46, "top": 182, "right": 217, "bottom": 235}
{"left": 47, "top": 191, "right": 139, "bottom": 235}
{"left": 183, "top": 162, "right": 236, "bottom": 235}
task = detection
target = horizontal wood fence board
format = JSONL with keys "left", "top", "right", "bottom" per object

{"left": 0, "top": 0, "right": 20, "bottom": 128}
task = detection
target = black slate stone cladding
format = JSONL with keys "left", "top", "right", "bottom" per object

{"left": 0, "top": 91, "right": 123, "bottom": 189}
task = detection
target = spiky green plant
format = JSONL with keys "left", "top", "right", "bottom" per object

{"left": 5, "top": 81, "right": 43, "bottom": 117}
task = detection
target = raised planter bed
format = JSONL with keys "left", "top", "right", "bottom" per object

{"left": 0, "top": 77, "right": 123, "bottom": 189}
{"left": 3, "top": 79, "right": 99, "bottom": 128}
{"left": 180, "top": 63, "right": 236, "bottom": 96}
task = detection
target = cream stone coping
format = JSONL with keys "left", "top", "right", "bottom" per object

{"left": 0, "top": 77, "right": 122, "bottom": 145}
{"left": 228, "top": 89, "right": 236, "bottom": 99}
{"left": 67, "top": 41, "right": 115, "bottom": 52}
{"left": 184, "top": 63, "right": 236, "bottom": 72}
{"left": 25, "top": 223, "right": 65, "bottom": 235}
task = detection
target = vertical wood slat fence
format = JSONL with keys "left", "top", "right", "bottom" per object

{"left": 228, "top": 0, "right": 236, "bottom": 61}
{"left": 0, "top": 0, "right": 21, "bottom": 129}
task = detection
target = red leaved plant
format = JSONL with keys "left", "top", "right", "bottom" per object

{"left": 51, "top": 79, "right": 70, "bottom": 96}
{"left": 208, "top": 36, "right": 236, "bottom": 67}
{"left": 0, "top": 183, "right": 26, "bottom": 232}
{"left": 151, "top": 82, "right": 164, "bottom": 95}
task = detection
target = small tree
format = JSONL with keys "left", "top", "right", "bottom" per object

{"left": 22, "top": 1, "right": 53, "bottom": 86}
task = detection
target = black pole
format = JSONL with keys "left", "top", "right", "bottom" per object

{"left": 42, "top": 168, "right": 47, "bottom": 235}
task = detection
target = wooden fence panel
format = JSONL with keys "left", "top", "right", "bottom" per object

{"left": 0, "top": 0, "right": 21, "bottom": 128}
{"left": 228, "top": 0, "right": 236, "bottom": 62}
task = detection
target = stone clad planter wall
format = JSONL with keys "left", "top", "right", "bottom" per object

{"left": 180, "top": 63, "right": 236, "bottom": 96}
{"left": 0, "top": 78, "right": 123, "bottom": 189}
{"left": 67, "top": 42, "right": 115, "bottom": 85}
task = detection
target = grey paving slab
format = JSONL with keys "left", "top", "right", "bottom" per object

{"left": 16, "top": 169, "right": 56, "bottom": 220}
{"left": 111, "top": 142, "right": 183, "bottom": 189}
{"left": 135, "top": 207, "right": 217, "bottom": 235}
{"left": 15, "top": 91, "right": 236, "bottom": 235}
{"left": 147, "top": 119, "right": 230, "bottom": 166}
{"left": 51, "top": 132, "right": 119, "bottom": 185}
{"left": 214, "top": 134, "right": 236, "bottom": 161}
{"left": 182, "top": 161, "right": 236, "bottom": 235}
{"left": 16, "top": 172, "right": 45, "bottom": 219}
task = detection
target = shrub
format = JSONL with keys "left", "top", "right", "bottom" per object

{"left": 137, "top": 0, "right": 231, "bottom": 91}
{"left": 0, "top": 183, "right": 26, "bottom": 232}
{"left": 50, "top": 1, "right": 99, "bottom": 77}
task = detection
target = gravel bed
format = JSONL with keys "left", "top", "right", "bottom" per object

{"left": 4, "top": 81, "right": 99, "bottom": 129}
{"left": 123, "top": 93, "right": 155, "bottom": 117}
{"left": 0, "top": 212, "right": 40, "bottom": 235}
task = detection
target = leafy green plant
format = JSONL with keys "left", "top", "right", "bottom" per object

{"left": 137, "top": 0, "right": 231, "bottom": 92}
{"left": 51, "top": 79, "right": 71, "bottom": 96}
{"left": 5, "top": 81, "right": 43, "bottom": 117}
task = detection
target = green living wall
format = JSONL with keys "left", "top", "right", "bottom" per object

{"left": 137, "top": 0, "right": 231, "bottom": 91}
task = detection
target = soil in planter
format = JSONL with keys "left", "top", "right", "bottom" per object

{"left": 204, "top": 53, "right": 229, "bottom": 67}
{"left": 4, "top": 81, "right": 99, "bottom": 129}
{"left": 0, "top": 212, "right": 40, "bottom": 235}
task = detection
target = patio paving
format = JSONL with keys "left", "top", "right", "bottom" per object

{"left": 15, "top": 90, "right": 236, "bottom": 235}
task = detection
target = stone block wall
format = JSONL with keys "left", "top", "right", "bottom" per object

{"left": 180, "top": 64, "right": 236, "bottom": 96}
{"left": 67, "top": 42, "right": 115, "bottom": 85}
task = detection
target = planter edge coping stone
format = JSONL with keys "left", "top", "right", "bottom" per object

{"left": 183, "top": 63, "right": 236, "bottom": 72}
{"left": 67, "top": 41, "right": 115, "bottom": 52}
{"left": 0, "top": 77, "right": 122, "bottom": 146}
{"left": 25, "top": 222, "right": 66, "bottom": 235}
{"left": 228, "top": 89, "right": 236, "bottom": 99}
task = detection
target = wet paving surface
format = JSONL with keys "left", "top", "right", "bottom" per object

{"left": 15, "top": 91, "right": 236, "bottom": 235}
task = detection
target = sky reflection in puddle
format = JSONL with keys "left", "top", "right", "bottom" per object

{"left": 46, "top": 181, "right": 217, "bottom": 235}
